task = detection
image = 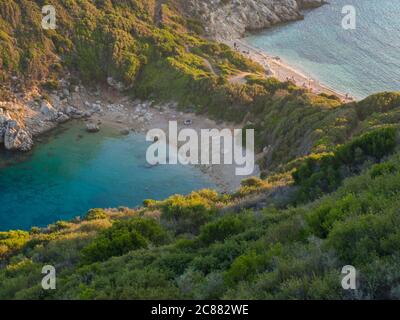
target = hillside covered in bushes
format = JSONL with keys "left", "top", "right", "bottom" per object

{"left": 1, "top": 152, "right": 400, "bottom": 299}
{"left": 1, "top": 126, "right": 400, "bottom": 299}
{"left": 1, "top": 0, "right": 400, "bottom": 299}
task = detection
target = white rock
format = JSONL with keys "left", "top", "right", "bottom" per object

{"left": 91, "top": 104, "right": 102, "bottom": 113}
{"left": 86, "top": 123, "right": 100, "bottom": 133}
{"left": 64, "top": 105, "right": 77, "bottom": 115}
{"left": 107, "top": 77, "right": 126, "bottom": 91}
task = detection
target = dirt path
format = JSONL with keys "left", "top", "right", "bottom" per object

{"left": 202, "top": 57, "right": 218, "bottom": 76}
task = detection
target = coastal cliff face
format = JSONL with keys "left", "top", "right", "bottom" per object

{"left": 183, "top": 0, "right": 325, "bottom": 40}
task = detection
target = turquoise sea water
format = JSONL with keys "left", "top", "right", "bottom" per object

{"left": 0, "top": 122, "right": 214, "bottom": 231}
{"left": 245, "top": 0, "right": 400, "bottom": 99}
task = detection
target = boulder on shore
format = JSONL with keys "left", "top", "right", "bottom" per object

{"left": 107, "top": 77, "right": 126, "bottom": 92}
{"left": 56, "top": 114, "right": 70, "bottom": 124}
{"left": 40, "top": 100, "right": 58, "bottom": 120}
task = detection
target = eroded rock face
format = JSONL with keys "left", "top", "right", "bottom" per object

{"left": 40, "top": 100, "right": 58, "bottom": 120}
{"left": 3, "top": 120, "right": 33, "bottom": 152}
{"left": 0, "top": 107, "right": 33, "bottom": 151}
{"left": 0, "top": 109, "right": 12, "bottom": 144}
{"left": 184, "top": 0, "right": 325, "bottom": 40}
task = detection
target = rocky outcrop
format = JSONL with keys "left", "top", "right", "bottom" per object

{"left": 184, "top": 0, "right": 326, "bottom": 40}
{"left": 3, "top": 120, "right": 33, "bottom": 151}
{"left": 0, "top": 109, "right": 11, "bottom": 144}
{"left": 0, "top": 108, "right": 33, "bottom": 151}
{"left": 0, "top": 79, "right": 97, "bottom": 151}
{"left": 40, "top": 100, "right": 58, "bottom": 120}
{"left": 297, "top": 0, "right": 326, "bottom": 9}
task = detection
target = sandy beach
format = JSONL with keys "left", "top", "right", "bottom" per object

{"left": 77, "top": 87, "right": 259, "bottom": 193}
{"left": 224, "top": 38, "right": 356, "bottom": 102}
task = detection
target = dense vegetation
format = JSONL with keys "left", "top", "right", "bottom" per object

{"left": 1, "top": 0, "right": 400, "bottom": 300}
{"left": 293, "top": 127, "right": 398, "bottom": 202}
{"left": 2, "top": 148, "right": 400, "bottom": 299}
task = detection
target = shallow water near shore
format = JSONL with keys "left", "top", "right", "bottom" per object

{"left": 245, "top": 0, "right": 400, "bottom": 99}
{"left": 0, "top": 121, "right": 215, "bottom": 231}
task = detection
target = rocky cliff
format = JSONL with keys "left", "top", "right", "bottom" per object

{"left": 183, "top": 0, "right": 326, "bottom": 40}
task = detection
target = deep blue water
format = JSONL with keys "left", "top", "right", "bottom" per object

{"left": 245, "top": 0, "right": 400, "bottom": 99}
{"left": 0, "top": 122, "right": 214, "bottom": 231}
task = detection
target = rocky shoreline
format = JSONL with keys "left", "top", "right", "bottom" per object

{"left": 0, "top": 77, "right": 257, "bottom": 192}
{"left": 0, "top": 81, "right": 133, "bottom": 151}
{"left": 184, "top": 0, "right": 326, "bottom": 40}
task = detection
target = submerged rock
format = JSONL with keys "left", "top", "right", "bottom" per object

{"left": 120, "top": 128, "right": 130, "bottom": 135}
{"left": 86, "top": 123, "right": 100, "bottom": 133}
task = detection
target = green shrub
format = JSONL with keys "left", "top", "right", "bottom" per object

{"left": 336, "top": 127, "right": 397, "bottom": 165}
{"left": 0, "top": 231, "right": 30, "bottom": 258}
{"left": 199, "top": 215, "right": 248, "bottom": 245}
{"left": 306, "top": 194, "right": 362, "bottom": 238}
{"left": 160, "top": 192, "right": 217, "bottom": 234}
{"left": 293, "top": 127, "right": 398, "bottom": 202}
{"left": 81, "top": 217, "right": 166, "bottom": 264}
{"left": 370, "top": 162, "right": 398, "bottom": 179}
{"left": 85, "top": 209, "right": 108, "bottom": 221}
{"left": 224, "top": 251, "right": 271, "bottom": 285}
{"left": 240, "top": 177, "right": 265, "bottom": 188}
{"left": 41, "top": 80, "right": 59, "bottom": 90}
{"left": 327, "top": 213, "right": 398, "bottom": 265}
